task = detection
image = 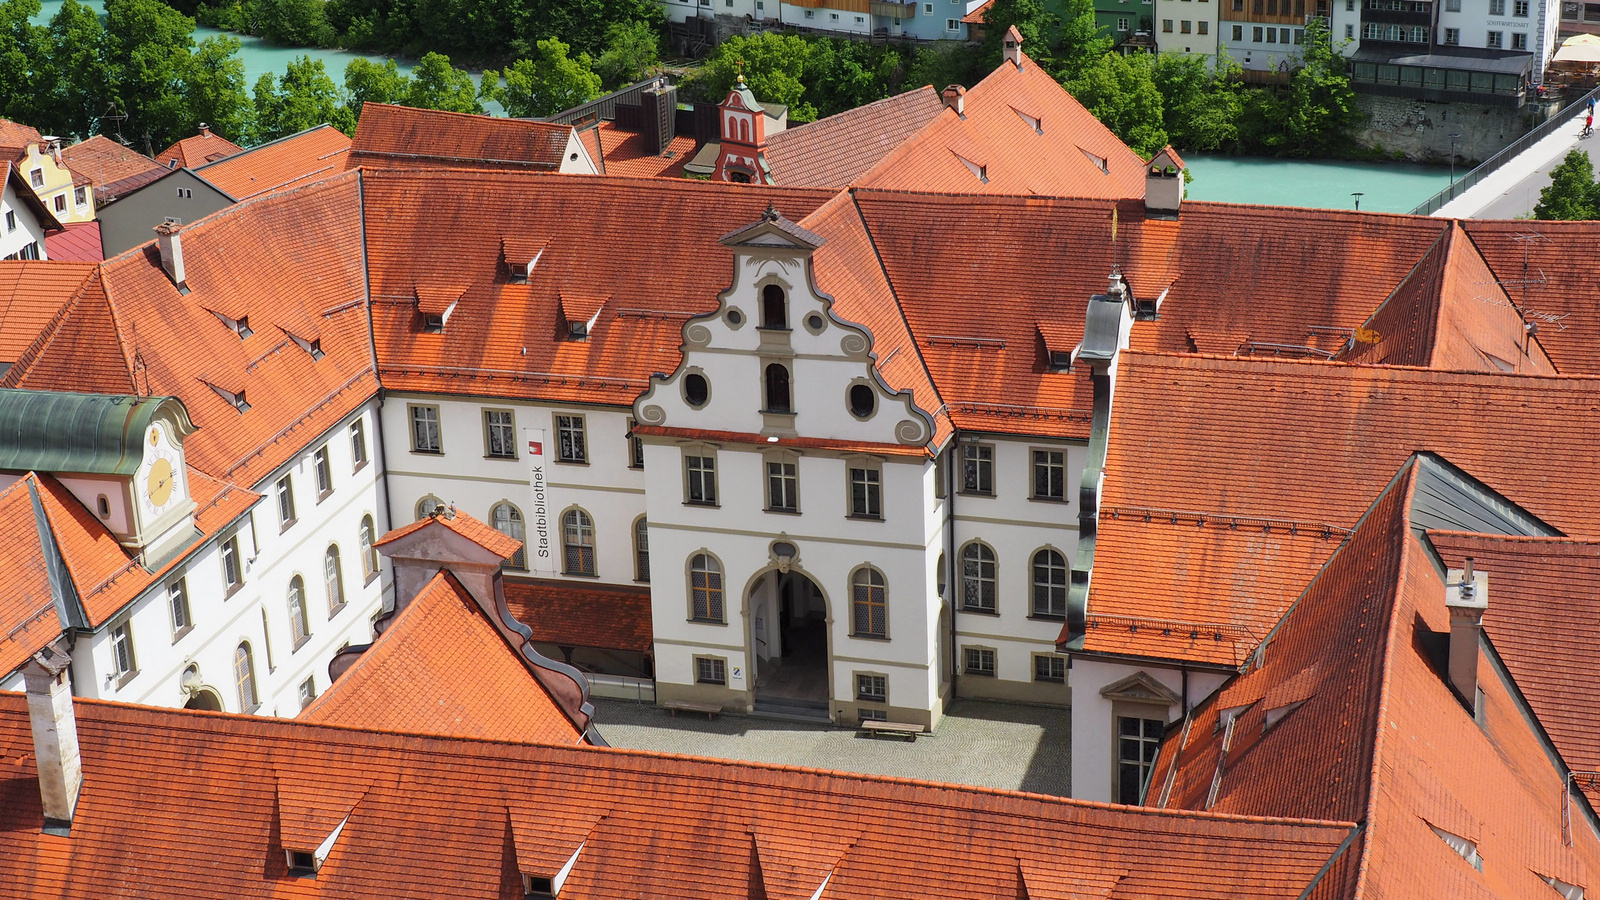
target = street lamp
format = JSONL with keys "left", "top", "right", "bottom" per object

{"left": 1352, "top": 192, "right": 1364, "bottom": 211}
{"left": 1449, "top": 132, "right": 1462, "bottom": 184}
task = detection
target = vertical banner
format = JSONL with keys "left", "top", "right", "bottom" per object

{"left": 524, "top": 427, "right": 557, "bottom": 576}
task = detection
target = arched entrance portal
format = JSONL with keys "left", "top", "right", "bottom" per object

{"left": 747, "top": 568, "right": 830, "bottom": 718}
{"left": 184, "top": 688, "right": 223, "bottom": 711}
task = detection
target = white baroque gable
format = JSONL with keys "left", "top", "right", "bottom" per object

{"left": 634, "top": 212, "right": 934, "bottom": 447}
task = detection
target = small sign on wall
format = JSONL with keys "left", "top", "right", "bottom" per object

{"left": 524, "top": 427, "right": 557, "bottom": 577}
{"left": 730, "top": 666, "right": 745, "bottom": 685}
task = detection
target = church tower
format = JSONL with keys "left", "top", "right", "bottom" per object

{"left": 711, "top": 74, "right": 771, "bottom": 185}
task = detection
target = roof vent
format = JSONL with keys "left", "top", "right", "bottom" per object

{"left": 1445, "top": 558, "right": 1488, "bottom": 716}
{"left": 154, "top": 219, "right": 187, "bottom": 293}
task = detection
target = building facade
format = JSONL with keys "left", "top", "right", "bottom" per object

{"left": 662, "top": 0, "right": 986, "bottom": 40}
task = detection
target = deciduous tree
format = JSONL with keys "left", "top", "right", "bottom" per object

{"left": 1535, "top": 150, "right": 1600, "bottom": 220}
{"left": 484, "top": 38, "right": 601, "bottom": 118}
{"left": 594, "top": 20, "right": 660, "bottom": 89}
{"left": 251, "top": 54, "right": 341, "bottom": 141}
{"left": 1068, "top": 50, "right": 1168, "bottom": 157}
{"left": 406, "top": 52, "right": 484, "bottom": 114}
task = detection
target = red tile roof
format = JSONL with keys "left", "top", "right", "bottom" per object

{"left": 591, "top": 121, "right": 696, "bottom": 179}
{"left": 0, "top": 261, "right": 97, "bottom": 363}
{"left": 300, "top": 569, "right": 585, "bottom": 744}
{"left": 375, "top": 507, "right": 523, "bottom": 560}
{"left": 5, "top": 172, "right": 376, "bottom": 488}
{"left": 59, "top": 135, "right": 164, "bottom": 202}
{"left": 0, "top": 693, "right": 1359, "bottom": 899}
{"left": 1081, "top": 351, "right": 1600, "bottom": 664}
{"left": 42, "top": 221, "right": 101, "bottom": 262}
{"left": 156, "top": 129, "right": 245, "bottom": 169}
{"left": 503, "top": 577, "right": 653, "bottom": 653}
{"left": 764, "top": 87, "right": 945, "bottom": 189}
{"left": 0, "top": 118, "right": 41, "bottom": 152}
{"left": 962, "top": 0, "right": 992, "bottom": 23}
{"left": 195, "top": 125, "right": 351, "bottom": 201}
{"left": 1149, "top": 463, "right": 1600, "bottom": 900}
{"left": 1461, "top": 218, "right": 1600, "bottom": 376}
{"left": 347, "top": 103, "right": 576, "bottom": 172}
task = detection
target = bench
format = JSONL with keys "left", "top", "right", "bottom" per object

{"left": 663, "top": 700, "right": 722, "bottom": 720}
{"left": 860, "top": 720, "right": 924, "bottom": 741}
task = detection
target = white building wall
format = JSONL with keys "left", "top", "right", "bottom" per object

{"left": 1, "top": 178, "right": 48, "bottom": 260}
{"left": 1155, "top": 0, "right": 1221, "bottom": 54}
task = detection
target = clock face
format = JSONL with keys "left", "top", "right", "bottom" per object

{"left": 140, "top": 423, "right": 181, "bottom": 518}
{"left": 147, "top": 458, "right": 175, "bottom": 508}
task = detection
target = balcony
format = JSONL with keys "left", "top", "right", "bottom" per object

{"left": 869, "top": 0, "right": 916, "bottom": 15}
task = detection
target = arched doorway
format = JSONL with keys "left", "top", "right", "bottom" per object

{"left": 184, "top": 688, "right": 223, "bottom": 711}
{"left": 747, "top": 567, "right": 829, "bottom": 718}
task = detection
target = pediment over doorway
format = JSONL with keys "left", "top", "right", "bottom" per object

{"left": 1098, "top": 671, "right": 1181, "bottom": 706}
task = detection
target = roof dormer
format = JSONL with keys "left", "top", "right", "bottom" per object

{"left": 416, "top": 284, "right": 465, "bottom": 333}
{"left": 559, "top": 292, "right": 605, "bottom": 341}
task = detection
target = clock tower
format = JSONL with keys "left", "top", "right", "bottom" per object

{"left": 132, "top": 409, "right": 198, "bottom": 567}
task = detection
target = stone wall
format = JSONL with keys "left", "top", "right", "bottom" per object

{"left": 1353, "top": 94, "right": 1552, "bottom": 163}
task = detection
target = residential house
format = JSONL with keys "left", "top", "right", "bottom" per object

{"left": 1153, "top": 0, "right": 1219, "bottom": 53}
{"left": 59, "top": 135, "right": 167, "bottom": 206}
{"left": 0, "top": 122, "right": 94, "bottom": 225}
{"left": 346, "top": 104, "right": 599, "bottom": 173}
{"left": 661, "top": 0, "right": 989, "bottom": 41}
{"left": 156, "top": 124, "right": 245, "bottom": 169}
{"left": 1, "top": 162, "right": 61, "bottom": 261}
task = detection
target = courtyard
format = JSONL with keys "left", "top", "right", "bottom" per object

{"left": 589, "top": 698, "right": 1072, "bottom": 795}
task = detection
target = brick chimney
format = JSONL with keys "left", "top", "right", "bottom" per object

{"left": 154, "top": 219, "right": 186, "bottom": 291}
{"left": 941, "top": 85, "right": 966, "bottom": 117}
{"left": 1445, "top": 558, "right": 1488, "bottom": 714}
{"left": 23, "top": 644, "right": 82, "bottom": 833}
{"left": 1144, "top": 146, "right": 1185, "bottom": 219}
{"left": 1002, "top": 25, "right": 1024, "bottom": 69}
{"left": 198, "top": 122, "right": 211, "bottom": 137}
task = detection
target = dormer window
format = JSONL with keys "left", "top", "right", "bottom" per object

{"left": 236, "top": 316, "right": 253, "bottom": 338}
{"left": 287, "top": 850, "right": 316, "bottom": 877}
{"left": 286, "top": 331, "right": 325, "bottom": 360}
{"left": 761, "top": 284, "right": 787, "bottom": 330}
{"left": 203, "top": 380, "right": 250, "bottom": 413}
{"left": 417, "top": 285, "right": 463, "bottom": 333}
{"left": 422, "top": 313, "right": 444, "bottom": 333}
{"left": 524, "top": 874, "right": 555, "bottom": 897}
{"left": 763, "top": 363, "right": 792, "bottom": 413}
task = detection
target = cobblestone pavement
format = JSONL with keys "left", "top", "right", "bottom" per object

{"left": 590, "top": 698, "right": 1072, "bottom": 796}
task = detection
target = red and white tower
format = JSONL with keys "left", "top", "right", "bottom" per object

{"left": 711, "top": 74, "right": 770, "bottom": 185}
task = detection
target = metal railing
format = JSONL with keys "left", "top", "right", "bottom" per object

{"left": 1410, "top": 83, "right": 1600, "bottom": 215}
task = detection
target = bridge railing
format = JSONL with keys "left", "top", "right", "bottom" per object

{"left": 1410, "top": 83, "right": 1600, "bottom": 216}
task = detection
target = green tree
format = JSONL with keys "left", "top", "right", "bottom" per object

{"left": 979, "top": 0, "right": 1060, "bottom": 72}
{"left": 182, "top": 35, "right": 253, "bottom": 142}
{"left": 1534, "top": 150, "right": 1600, "bottom": 220}
{"left": 904, "top": 40, "right": 982, "bottom": 93}
{"left": 1068, "top": 50, "right": 1168, "bottom": 157}
{"left": 343, "top": 57, "right": 410, "bottom": 129}
{"left": 1277, "top": 17, "right": 1359, "bottom": 155}
{"left": 36, "top": 0, "right": 115, "bottom": 139}
{"left": 1051, "top": 0, "right": 1112, "bottom": 82}
{"left": 405, "top": 52, "right": 483, "bottom": 113}
{"left": 0, "top": 0, "right": 48, "bottom": 127}
{"left": 485, "top": 39, "right": 601, "bottom": 117}
{"left": 594, "top": 20, "right": 660, "bottom": 89}
{"left": 690, "top": 33, "right": 814, "bottom": 121}
{"left": 252, "top": 54, "right": 342, "bottom": 141}
{"left": 1151, "top": 51, "right": 1241, "bottom": 152}
{"left": 256, "top": 0, "right": 335, "bottom": 46}
{"left": 802, "top": 38, "right": 902, "bottom": 119}
{"left": 106, "top": 0, "right": 197, "bottom": 153}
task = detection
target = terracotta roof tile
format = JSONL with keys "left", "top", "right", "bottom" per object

{"left": 0, "top": 693, "right": 1358, "bottom": 898}
{"left": 0, "top": 261, "right": 97, "bottom": 363}
{"left": 1461, "top": 218, "right": 1600, "bottom": 375}
{"left": 348, "top": 104, "right": 574, "bottom": 171}
{"left": 0, "top": 479, "right": 62, "bottom": 677}
{"left": 5, "top": 172, "right": 376, "bottom": 487}
{"left": 503, "top": 577, "right": 652, "bottom": 653}
{"left": 300, "top": 569, "right": 584, "bottom": 744}
{"left": 591, "top": 121, "right": 696, "bottom": 179}
{"left": 156, "top": 130, "right": 245, "bottom": 169}
{"left": 59, "top": 136, "right": 164, "bottom": 201}
{"left": 42, "top": 221, "right": 101, "bottom": 262}
{"left": 196, "top": 125, "right": 351, "bottom": 201}
{"left": 962, "top": 0, "right": 992, "bottom": 23}
{"left": 764, "top": 87, "right": 945, "bottom": 189}
{"left": 374, "top": 508, "right": 523, "bottom": 560}
{"left": 0, "top": 118, "right": 41, "bottom": 151}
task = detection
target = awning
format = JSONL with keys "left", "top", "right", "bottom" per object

{"left": 1554, "top": 33, "right": 1600, "bottom": 64}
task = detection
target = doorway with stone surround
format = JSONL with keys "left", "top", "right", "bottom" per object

{"left": 747, "top": 567, "right": 830, "bottom": 720}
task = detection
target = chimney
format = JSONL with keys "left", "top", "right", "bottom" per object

{"left": 23, "top": 644, "right": 82, "bottom": 832}
{"left": 199, "top": 122, "right": 211, "bottom": 137}
{"left": 1002, "top": 25, "right": 1024, "bottom": 69}
{"left": 154, "top": 219, "right": 186, "bottom": 290}
{"left": 941, "top": 85, "right": 966, "bottom": 117}
{"left": 1144, "top": 146, "right": 1185, "bottom": 219}
{"left": 1445, "top": 558, "right": 1488, "bottom": 714}
{"left": 642, "top": 83, "right": 678, "bottom": 157}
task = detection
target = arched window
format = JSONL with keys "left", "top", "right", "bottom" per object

{"left": 562, "top": 508, "right": 596, "bottom": 576}
{"left": 961, "top": 542, "right": 997, "bottom": 613}
{"left": 764, "top": 363, "right": 792, "bottom": 413}
{"left": 761, "top": 284, "right": 787, "bottom": 329}
{"left": 1032, "top": 548, "right": 1068, "bottom": 618}
{"left": 325, "top": 545, "right": 345, "bottom": 612}
{"left": 359, "top": 515, "right": 378, "bottom": 581}
{"left": 689, "top": 553, "right": 724, "bottom": 622}
{"left": 288, "top": 575, "right": 309, "bottom": 646}
{"left": 634, "top": 517, "right": 650, "bottom": 583}
{"left": 852, "top": 567, "right": 887, "bottom": 638}
{"left": 234, "top": 643, "right": 257, "bottom": 712}
{"left": 740, "top": 118, "right": 750, "bottom": 142}
{"left": 416, "top": 495, "right": 444, "bottom": 520}
{"left": 492, "top": 502, "right": 526, "bottom": 569}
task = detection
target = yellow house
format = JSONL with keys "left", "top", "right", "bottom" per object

{"left": 1, "top": 120, "right": 95, "bottom": 224}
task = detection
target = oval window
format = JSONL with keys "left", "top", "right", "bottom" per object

{"left": 849, "top": 383, "right": 876, "bottom": 418}
{"left": 727, "top": 308, "right": 744, "bottom": 326}
{"left": 772, "top": 540, "right": 798, "bottom": 559}
{"left": 685, "top": 373, "right": 709, "bottom": 408}
{"left": 806, "top": 313, "right": 825, "bottom": 331}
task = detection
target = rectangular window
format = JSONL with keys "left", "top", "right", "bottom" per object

{"left": 685, "top": 454, "right": 718, "bottom": 505}
{"left": 484, "top": 409, "right": 516, "bottom": 458}
{"left": 54, "top": 194, "right": 66, "bottom": 213}
{"left": 110, "top": 621, "right": 136, "bottom": 679}
{"left": 1181, "top": 19, "right": 1191, "bottom": 31}
{"left": 313, "top": 446, "right": 332, "bottom": 498}
{"left": 556, "top": 414, "right": 587, "bottom": 463}
{"left": 1118, "top": 15, "right": 1130, "bottom": 28}
{"left": 855, "top": 14, "right": 864, "bottom": 21}
{"left": 29, "top": 168, "right": 43, "bottom": 188}
{"left": 169, "top": 578, "right": 191, "bottom": 635}
{"left": 277, "top": 475, "right": 296, "bottom": 527}
{"left": 627, "top": 420, "right": 644, "bottom": 469}
{"left": 830, "top": 10, "right": 838, "bottom": 17}
{"left": 767, "top": 460, "right": 798, "bottom": 512}
{"left": 74, "top": 186, "right": 86, "bottom": 207}
{"left": 1163, "top": 17, "right": 1173, "bottom": 29}
{"left": 1487, "top": 29, "right": 1502, "bottom": 47}
{"left": 1587, "top": 1, "right": 1600, "bottom": 20}
{"left": 1346, "top": 23, "right": 1354, "bottom": 37}
{"left": 1198, "top": 20, "right": 1208, "bottom": 33}
{"left": 964, "top": 647, "right": 996, "bottom": 677}
{"left": 1295, "top": 27, "right": 1305, "bottom": 42}
{"left": 1514, "top": 0, "right": 1528, "bottom": 12}
{"left": 804, "top": 7, "right": 813, "bottom": 14}
{"left": 1266, "top": 26, "right": 1276, "bottom": 41}
{"left": 1034, "top": 655, "right": 1066, "bottom": 683}
{"left": 1489, "top": 0, "right": 1504, "bottom": 13}
{"left": 1512, "top": 30, "right": 1527, "bottom": 48}
{"left": 1346, "top": 0, "right": 1354, "bottom": 8}
{"left": 849, "top": 466, "right": 882, "bottom": 519}
{"left": 1446, "top": 0, "right": 1459, "bottom": 8}
{"left": 1116, "top": 716, "right": 1165, "bottom": 804}
{"left": 695, "top": 656, "right": 726, "bottom": 685}
{"left": 960, "top": 444, "right": 993, "bottom": 494}
{"left": 1033, "top": 449, "right": 1067, "bottom": 500}
{"left": 1233, "top": 23, "right": 1243, "bottom": 38}
{"left": 222, "top": 533, "right": 242, "bottom": 591}
{"left": 1253, "top": 25, "right": 1263, "bottom": 40}
{"left": 350, "top": 419, "right": 368, "bottom": 470}
{"left": 409, "top": 404, "right": 441, "bottom": 453}
{"left": 4, "top": 210, "right": 13, "bottom": 232}
{"left": 924, "top": 2, "right": 933, "bottom": 10}
{"left": 946, "top": 16, "right": 959, "bottom": 29}
{"left": 298, "top": 676, "right": 316, "bottom": 710}
{"left": 856, "top": 673, "right": 887, "bottom": 702}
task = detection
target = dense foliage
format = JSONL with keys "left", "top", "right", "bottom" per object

{"left": 1534, "top": 150, "right": 1600, "bottom": 220}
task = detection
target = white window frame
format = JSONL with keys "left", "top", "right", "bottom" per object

{"left": 350, "top": 418, "right": 369, "bottom": 470}
{"left": 556, "top": 414, "right": 587, "bottom": 463}
{"left": 409, "top": 404, "right": 442, "bottom": 453}
{"left": 484, "top": 408, "right": 517, "bottom": 459}
{"left": 169, "top": 577, "right": 192, "bottom": 637}
{"left": 276, "top": 475, "right": 296, "bottom": 529}
{"left": 313, "top": 445, "right": 333, "bottom": 500}
{"left": 110, "top": 621, "right": 137, "bottom": 682}
{"left": 684, "top": 451, "right": 718, "bottom": 506}
{"left": 847, "top": 462, "right": 883, "bottom": 520}
{"left": 766, "top": 455, "right": 799, "bottom": 513}
{"left": 963, "top": 646, "right": 996, "bottom": 677}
